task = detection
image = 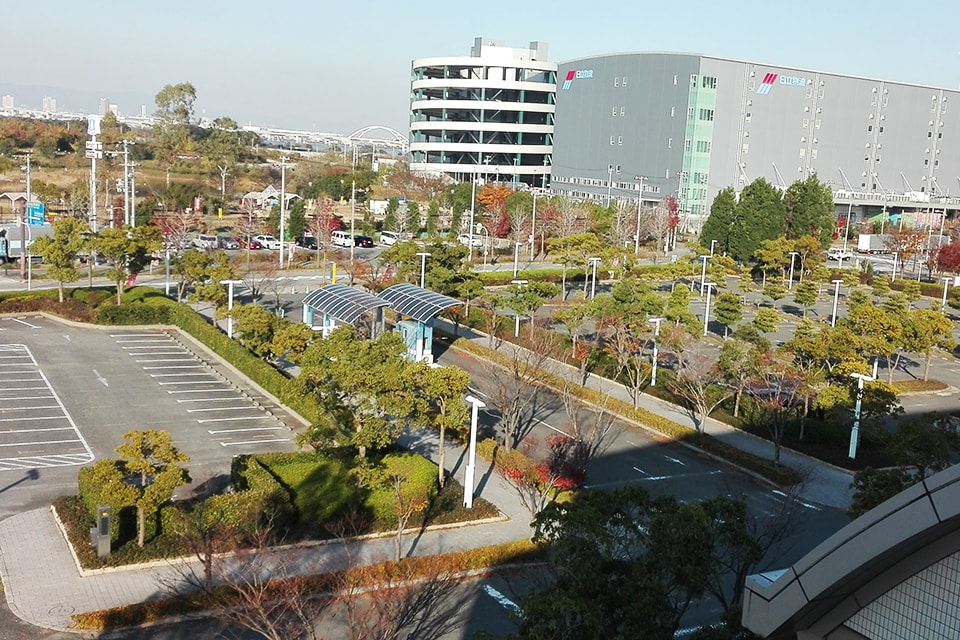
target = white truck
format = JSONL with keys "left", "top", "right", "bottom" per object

{"left": 0, "top": 223, "right": 54, "bottom": 264}
{"left": 857, "top": 234, "right": 891, "bottom": 254}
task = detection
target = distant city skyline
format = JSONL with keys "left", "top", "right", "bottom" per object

{"left": 3, "top": 0, "right": 959, "bottom": 135}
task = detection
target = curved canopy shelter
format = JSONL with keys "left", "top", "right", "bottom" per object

{"left": 378, "top": 283, "right": 463, "bottom": 363}
{"left": 301, "top": 284, "right": 389, "bottom": 338}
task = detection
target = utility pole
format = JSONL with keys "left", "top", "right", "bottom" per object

{"left": 278, "top": 156, "right": 291, "bottom": 268}
{"left": 87, "top": 116, "right": 103, "bottom": 231}
{"left": 634, "top": 176, "right": 645, "bottom": 255}
{"left": 350, "top": 179, "right": 356, "bottom": 262}
{"left": 218, "top": 164, "right": 230, "bottom": 197}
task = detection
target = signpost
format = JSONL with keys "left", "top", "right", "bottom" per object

{"left": 25, "top": 202, "right": 45, "bottom": 225}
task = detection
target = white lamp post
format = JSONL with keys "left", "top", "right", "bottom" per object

{"left": 787, "top": 251, "right": 799, "bottom": 289}
{"left": 513, "top": 242, "right": 522, "bottom": 278}
{"left": 477, "top": 223, "right": 489, "bottom": 269}
{"left": 164, "top": 248, "right": 171, "bottom": 296}
{"left": 530, "top": 191, "right": 538, "bottom": 261}
{"left": 831, "top": 279, "right": 844, "bottom": 327}
{"left": 650, "top": 317, "right": 664, "bottom": 387}
{"left": 891, "top": 252, "right": 899, "bottom": 282}
{"left": 220, "top": 279, "right": 243, "bottom": 339}
{"left": 849, "top": 360, "right": 878, "bottom": 459}
{"left": 699, "top": 254, "right": 710, "bottom": 296}
{"left": 589, "top": 257, "right": 602, "bottom": 299}
{"left": 468, "top": 170, "right": 478, "bottom": 261}
{"left": 634, "top": 176, "right": 646, "bottom": 256}
{"left": 278, "top": 156, "right": 290, "bottom": 268}
{"left": 463, "top": 395, "right": 486, "bottom": 508}
{"left": 16, "top": 217, "right": 32, "bottom": 291}
{"left": 710, "top": 239, "right": 718, "bottom": 256}
{"left": 703, "top": 282, "right": 716, "bottom": 336}
{"left": 511, "top": 279, "right": 528, "bottom": 337}
{"left": 417, "top": 252, "right": 430, "bottom": 289}
{"left": 942, "top": 276, "right": 952, "bottom": 307}
{"left": 350, "top": 179, "right": 356, "bottom": 262}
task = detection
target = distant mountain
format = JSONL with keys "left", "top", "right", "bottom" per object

{"left": 0, "top": 83, "right": 154, "bottom": 116}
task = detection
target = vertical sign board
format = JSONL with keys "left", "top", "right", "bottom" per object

{"left": 87, "top": 115, "right": 102, "bottom": 136}
{"left": 25, "top": 202, "right": 45, "bottom": 225}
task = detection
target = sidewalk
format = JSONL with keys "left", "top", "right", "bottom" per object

{"left": 0, "top": 426, "right": 533, "bottom": 633}
{"left": 433, "top": 317, "right": 854, "bottom": 511}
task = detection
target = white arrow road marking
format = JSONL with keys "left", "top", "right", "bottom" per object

{"left": 664, "top": 455, "right": 686, "bottom": 466}
{"left": 92, "top": 369, "right": 108, "bottom": 387}
{"left": 483, "top": 585, "right": 520, "bottom": 613}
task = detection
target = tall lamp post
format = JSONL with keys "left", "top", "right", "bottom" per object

{"left": 416, "top": 252, "right": 431, "bottom": 289}
{"left": 941, "top": 276, "right": 953, "bottom": 307}
{"left": 891, "top": 252, "right": 899, "bottom": 282}
{"left": 710, "top": 239, "right": 718, "bottom": 256}
{"left": 649, "top": 317, "right": 665, "bottom": 387}
{"left": 16, "top": 217, "right": 32, "bottom": 291}
{"left": 849, "top": 361, "right": 878, "bottom": 459}
{"left": 349, "top": 179, "right": 356, "bottom": 262}
{"left": 463, "top": 395, "right": 486, "bottom": 508}
{"left": 468, "top": 170, "right": 478, "bottom": 261}
{"left": 220, "top": 279, "right": 244, "bottom": 339}
{"left": 831, "top": 279, "right": 844, "bottom": 327}
{"left": 278, "top": 156, "right": 291, "bottom": 268}
{"left": 513, "top": 242, "right": 522, "bottom": 278}
{"left": 511, "top": 279, "right": 528, "bottom": 337}
{"left": 530, "top": 191, "right": 538, "bottom": 261}
{"left": 634, "top": 176, "right": 646, "bottom": 256}
{"left": 699, "top": 254, "right": 710, "bottom": 296}
{"left": 703, "top": 282, "right": 716, "bottom": 336}
{"left": 589, "top": 257, "right": 602, "bottom": 299}
{"left": 787, "top": 251, "right": 799, "bottom": 290}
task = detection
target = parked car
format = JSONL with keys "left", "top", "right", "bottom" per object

{"left": 379, "top": 231, "right": 400, "bottom": 246}
{"left": 217, "top": 236, "right": 240, "bottom": 250}
{"left": 354, "top": 235, "right": 374, "bottom": 248}
{"left": 243, "top": 239, "right": 263, "bottom": 250}
{"left": 458, "top": 233, "right": 483, "bottom": 247}
{"left": 253, "top": 234, "right": 281, "bottom": 250}
{"left": 193, "top": 234, "right": 219, "bottom": 249}
{"left": 827, "top": 247, "right": 854, "bottom": 261}
{"left": 296, "top": 235, "right": 318, "bottom": 249}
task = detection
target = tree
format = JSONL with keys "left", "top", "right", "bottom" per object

{"left": 93, "top": 225, "right": 162, "bottom": 304}
{"left": 935, "top": 242, "right": 960, "bottom": 274}
{"left": 669, "top": 338, "right": 734, "bottom": 432}
{"left": 415, "top": 364, "right": 470, "bottom": 488}
{"left": 383, "top": 196, "right": 400, "bottom": 233}
{"left": 792, "top": 280, "right": 818, "bottom": 318}
{"left": 728, "top": 178, "right": 785, "bottom": 263}
{"left": 155, "top": 82, "right": 197, "bottom": 125}
{"left": 783, "top": 174, "right": 835, "bottom": 243}
{"left": 700, "top": 187, "right": 737, "bottom": 256}
{"left": 740, "top": 348, "right": 806, "bottom": 465}
{"left": 903, "top": 308, "right": 955, "bottom": 381}
{"left": 523, "top": 486, "right": 716, "bottom": 639}
{"left": 425, "top": 199, "right": 440, "bottom": 235}
{"left": 546, "top": 232, "right": 604, "bottom": 296}
{"left": 713, "top": 292, "right": 743, "bottom": 338}
{"left": 233, "top": 304, "right": 280, "bottom": 356}
{"left": 287, "top": 199, "right": 307, "bottom": 240}
{"left": 403, "top": 201, "right": 420, "bottom": 235}
{"left": 31, "top": 216, "right": 85, "bottom": 302}
{"left": 115, "top": 429, "right": 190, "bottom": 547}
{"left": 501, "top": 280, "right": 561, "bottom": 339}
{"left": 848, "top": 467, "right": 912, "bottom": 519}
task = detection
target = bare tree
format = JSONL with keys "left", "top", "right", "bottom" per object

{"left": 548, "top": 195, "right": 586, "bottom": 239}
{"left": 485, "top": 332, "right": 562, "bottom": 451}
{"left": 669, "top": 339, "right": 733, "bottom": 432}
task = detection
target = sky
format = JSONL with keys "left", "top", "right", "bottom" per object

{"left": 3, "top": 0, "right": 959, "bottom": 137}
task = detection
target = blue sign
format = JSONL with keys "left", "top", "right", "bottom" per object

{"left": 26, "top": 202, "right": 45, "bottom": 225}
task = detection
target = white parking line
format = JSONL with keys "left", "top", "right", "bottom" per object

{"left": 150, "top": 373, "right": 214, "bottom": 377}
{"left": 112, "top": 333, "right": 166, "bottom": 337}
{"left": 122, "top": 345, "right": 177, "bottom": 350}
{"left": 198, "top": 416, "right": 271, "bottom": 423}
{"left": 221, "top": 439, "right": 289, "bottom": 447}
{"left": 136, "top": 358, "right": 197, "bottom": 363}
{"left": 187, "top": 406, "right": 257, "bottom": 413}
{"left": 0, "top": 438, "right": 83, "bottom": 448}
{"left": 2, "top": 427, "right": 77, "bottom": 434}
{"left": 0, "top": 415, "right": 69, "bottom": 423}
{"left": 177, "top": 397, "right": 239, "bottom": 403}
{"left": 0, "top": 405, "right": 60, "bottom": 411}
{"left": 159, "top": 381, "right": 229, "bottom": 386}
{"left": 11, "top": 319, "right": 40, "bottom": 329}
{"left": 167, "top": 388, "right": 234, "bottom": 393}
{"left": 142, "top": 365, "right": 206, "bottom": 370}
{"left": 208, "top": 427, "right": 285, "bottom": 434}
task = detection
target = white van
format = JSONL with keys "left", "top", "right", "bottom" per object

{"left": 193, "top": 234, "right": 218, "bottom": 249}
{"left": 379, "top": 231, "right": 399, "bottom": 246}
{"left": 331, "top": 230, "right": 353, "bottom": 247}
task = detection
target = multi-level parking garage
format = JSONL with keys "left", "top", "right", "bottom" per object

{"left": 409, "top": 37, "right": 556, "bottom": 188}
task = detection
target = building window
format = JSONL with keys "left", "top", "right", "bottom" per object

{"left": 612, "top": 107, "right": 618, "bottom": 116}
{"left": 618, "top": 136, "right": 623, "bottom": 146}
{"left": 614, "top": 77, "right": 620, "bottom": 87}
{"left": 688, "top": 107, "right": 695, "bottom": 119}
{"left": 684, "top": 139, "right": 692, "bottom": 151}
{"left": 699, "top": 108, "right": 714, "bottom": 121}
{"left": 745, "top": 112, "right": 752, "bottom": 122}
{"left": 742, "top": 143, "right": 749, "bottom": 154}
{"left": 696, "top": 140, "right": 711, "bottom": 152}
{"left": 671, "top": 106, "right": 676, "bottom": 117}
{"left": 620, "top": 106, "right": 625, "bottom": 116}
{"left": 924, "top": 159, "right": 929, "bottom": 166}
{"left": 610, "top": 136, "right": 615, "bottom": 145}
{"left": 868, "top": 125, "right": 873, "bottom": 132}
{"left": 799, "top": 148, "right": 805, "bottom": 158}
{"left": 690, "top": 74, "right": 698, "bottom": 87}
{"left": 622, "top": 76, "right": 627, "bottom": 87}
{"left": 668, "top": 137, "right": 673, "bottom": 148}
{"left": 811, "top": 149, "right": 818, "bottom": 160}
{"left": 701, "top": 76, "right": 717, "bottom": 89}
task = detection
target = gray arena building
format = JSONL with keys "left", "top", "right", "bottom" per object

{"left": 550, "top": 52, "right": 960, "bottom": 231}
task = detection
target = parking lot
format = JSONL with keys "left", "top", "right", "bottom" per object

{"left": 0, "top": 316, "right": 302, "bottom": 519}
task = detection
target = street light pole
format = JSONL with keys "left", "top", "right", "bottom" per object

{"left": 513, "top": 242, "right": 522, "bottom": 278}
{"left": 650, "top": 317, "right": 664, "bottom": 387}
{"left": 787, "top": 251, "right": 799, "bottom": 290}
{"left": 710, "top": 239, "right": 718, "bottom": 257}
{"left": 463, "top": 395, "right": 486, "bottom": 508}
{"left": 350, "top": 179, "right": 356, "bottom": 262}
{"left": 220, "top": 280, "right": 244, "bottom": 339}
{"left": 468, "top": 167, "right": 478, "bottom": 261}
{"left": 417, "top": 252, "right": 431, "bottom": 289}
{"left": 511, "top": 279, "right": 528, "bottom": 337}
{"left": 849, "top": 361, "right": 878, "bottom": 459}
{"left": 831, "top": 279, "right": 844, "bottom": 327}
{"left": 278, "top": 156, "right": 290, "bottom": 268}
{"left": 589, "top": 257, "right": 601, "bottom": 299}
{"left": 634, "top": 176, "right": 646, "bottom": 256}
{"left": 942, "top": 276, "right": 952, "bottom": 307}
{"left": 891, "top": 252, "right": 899, "bottom": 282}
{"left": 703, "top": 282, "right": 716, "bottom": 336}
{"left": 606, "top": 164, "right": 614, "bottom": 206}
{"left": 699, "top": 255, "right": 710, "bottom": 296}
{"left": 530, "top": 191, "right": 537, "bottom": 261}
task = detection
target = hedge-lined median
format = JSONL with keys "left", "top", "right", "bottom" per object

{"left": 449, "top": 335, "right": 802, "bottom": 487}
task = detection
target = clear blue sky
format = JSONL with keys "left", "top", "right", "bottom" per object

{"left": 3, "top": 0, "right": 958, "bottom": 135}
